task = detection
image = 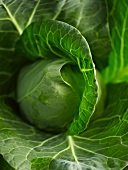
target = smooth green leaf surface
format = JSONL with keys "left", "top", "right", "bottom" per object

{"left": 0, "top": 83, "right": 128, "bottom": 170}
{"left": 16, "top": 19, "right": 97, "bottom": 135}
{"left": 17, "top": 59, "right": 84, "bottom": 133}
{"left": 102, "top": 0, "right": 128, "bottom": 83}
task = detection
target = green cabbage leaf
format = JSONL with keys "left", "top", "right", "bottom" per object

{"left": 0, "top": 0, "right": 128, "bottom": 169}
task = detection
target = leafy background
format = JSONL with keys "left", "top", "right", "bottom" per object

{"left": 0, "top": 0, "right": 128, "bottom": 169}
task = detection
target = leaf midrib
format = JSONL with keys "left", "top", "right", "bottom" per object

{"left": 25, "top": 0, "right": 40, "bottom": 28}
{"left": 120, "top": 4, "right": 128, "bottom": 70}
{"left": 1, "top": 0, "right": 41, "bottom": 35}
{"left": 1, "top": 1, "right": 23, "bottom": 35}
{"left": 68, "top": 136, "right": 82, "bottom": 170}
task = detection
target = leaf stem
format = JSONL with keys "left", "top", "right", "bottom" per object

{"left": 68, "top": 136, "right": 82, "bottom": 170}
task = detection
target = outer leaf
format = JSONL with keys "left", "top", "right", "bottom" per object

{"left": 0, "top": 83, "right": 128, "bottom": 170}
{"left": 16, "top": 19, "right": 97, "bottom": 135}
{"left": 0, "top": 96, "right": 54, "bottom": 170}
{"left": 102, "top": 0, "right": 128, "bottom": 83}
